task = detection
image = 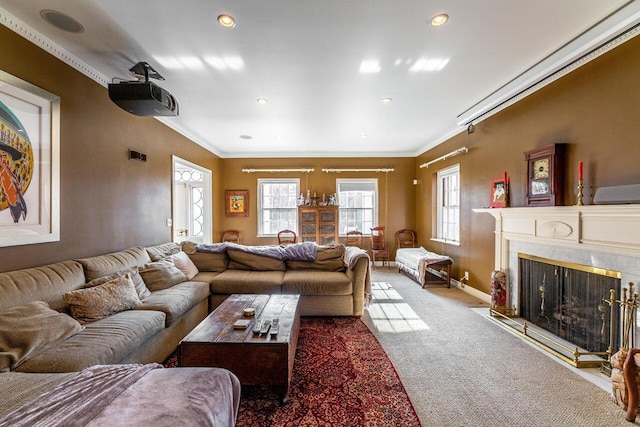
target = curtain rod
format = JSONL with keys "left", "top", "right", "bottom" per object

{"left": 419, "top": 147, "right": 468, "bottom": 168}
{"left": 242, "top": 168, "right": 314, "bottom": 173}
{"left": 321, "top": 168, "right": 394, "bottom": 173}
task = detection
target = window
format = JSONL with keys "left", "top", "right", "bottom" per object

{"left": 258, "top": 179, "right": 300, "bottom": 236}
{"left": 434, "top": 165, "right": 460, "bottom": 245}
{"left": 336, "top": 179, "right": 377, "bottom": 236}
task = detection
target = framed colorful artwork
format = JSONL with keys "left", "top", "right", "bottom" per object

{"left": 225, "top": 190, "right": 249, "bottom": 217}
{"left": 490, "top": 178, "right": 508, "bottom": 208}
{"left": 0, "top": 69, "right": 60, "bottom": 247}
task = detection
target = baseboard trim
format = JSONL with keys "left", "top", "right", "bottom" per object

{"left": 452, "top": 279, "right": 491, "bottom": 304}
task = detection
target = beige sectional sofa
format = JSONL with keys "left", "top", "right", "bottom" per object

{"left": 181, "top": 241, "right": 371, "bottom": 317}
{"left": 0, "top": 240, "right": 370, "bottom": 424}
{"left": 0, "top": 240, "right": 370, "bottom": 377}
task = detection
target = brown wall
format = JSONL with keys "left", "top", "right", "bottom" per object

{"left": 416, "top": 35, "right": 640, "bottom": 294}
{"left": 220, "top": 157, "right": 416, "bottom": 252}
{"left": 3, "top": 22, "right": 639, "bottom": 296}
{"left": 0, "top": 25, "right": 222, "bottom": 272}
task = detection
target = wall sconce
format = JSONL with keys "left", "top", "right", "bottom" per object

{"left": 467, "top": 122, "right": 475, "bottom": 134}
{"left": 413, "top": 179, "right": 419, "bottom": 185}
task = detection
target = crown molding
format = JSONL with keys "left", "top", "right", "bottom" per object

{"left": 0, "top": 8, "right": 110, "bottom": 87}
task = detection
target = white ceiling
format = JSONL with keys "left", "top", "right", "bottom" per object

{"left": 0, "top": 0, "right": 638, "bottom": 158}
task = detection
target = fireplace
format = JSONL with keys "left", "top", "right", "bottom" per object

{"left": 474, "top": 205, "right": 640, "bottom": 367}
{"left": 518, "top": 254, "right": 621, "bottom": 356}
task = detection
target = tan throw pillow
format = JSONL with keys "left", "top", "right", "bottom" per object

{"left": 146, "top": 242, "right": 181, "bottom": 261}
{"left": 87, "top": 268, "right": 151, "bottom": 299}
{"left": 63, "top": 276, "right": 141, "bottom": 324}
{"left": 139, "top": 258, "right": 187, "bottom": 291}
{"left": 170, "top": 251, "right": 199, "bottom": 280}
{"left": 0, "top": 301, "right": 83, "bottom": 372}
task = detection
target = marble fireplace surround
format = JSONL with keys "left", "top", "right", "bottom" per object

{"left": 475, "top": 205, "right": 640, "bottom": 351}
{"left": 474, "top": 205, "right": 640, "bottom": 307}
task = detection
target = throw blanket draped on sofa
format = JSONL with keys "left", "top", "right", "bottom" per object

{"left": 0, "top": 363, "right": 161, "bottom": 427}
{"left": 196, "top": 242, "right": 317, "bottom": 261}
{"left": 343, "top": 247, "right": 372, "bottom": 306}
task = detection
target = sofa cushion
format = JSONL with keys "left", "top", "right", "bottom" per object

{"left": 135, "top": 281, "right": 210, "bottom": 326}
{"left": 0, "top": 261, "right": 86, "bottom": 312}
{"left": 170, "top": 251, "right": 199, "bottom": 280}
{"left": 285, "top": 245, "right": 346, "bottom": 271}
{"left": 210, "top": 270, "right": 284, "bottom": 294}
{"left": 181, "top": 241, "right": 229, "bottom": 272}
{"left": 0, "top": 301, "right": 83, "bottom": 372}
{"left": 77, "top": 246, "right": 151, "bottom": 282}
{"left": 87, "top": 267, "right": 151, "bottom": 299}
{"left": 139, "top": 259, "right": 187, "bottom": 291}
{"left": 192, "top": 271, "right": 221, "bottom": 283}
{"left": 63, "top": 276, "right": 141, "bottom": 324}
{"left": 282, "top": 271, "right": 352, "bottom": 295}
{"left": 226, "top": 249, "right": 286, "bottom": 271}
{"left": 14, "top": 310, "right": 166, "bottom": 373}
{"left": 146, "top": 242, "right": 181, "bottom": 262}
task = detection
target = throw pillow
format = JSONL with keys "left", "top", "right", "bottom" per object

{"left": 170, "top": 251, "right": 199, "bottom": 280}
{"left": 139, "top": 258, "right": 187, "bottom": 291}
{"left": 0, "top": 301, "right": 83, "bottom": 372}
{"left": 87, "top": 268, "right": 151, "bottom": 299}
{"left": 63, "top": 276, "right": 141, "bottom": 324}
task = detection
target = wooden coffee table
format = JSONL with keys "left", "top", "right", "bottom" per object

{"left": 178, "top": 294, "right": 301, "bottom": 402}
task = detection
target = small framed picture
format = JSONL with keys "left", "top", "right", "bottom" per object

{"left": 225, "top": 190, "right": 249, "bottom": 217}
{"left": 490, "top": 178, "right": 508, "bottom": 208}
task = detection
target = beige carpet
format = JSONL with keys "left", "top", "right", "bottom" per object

{"left": 363, "top": 270, "right": 637, "bottom": 427}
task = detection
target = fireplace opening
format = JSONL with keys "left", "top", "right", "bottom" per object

{"left": 519, "top": 254, "right": 622, "bottom": 358}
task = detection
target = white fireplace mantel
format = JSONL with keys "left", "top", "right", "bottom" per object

{"left": 473, "top": 205, "right": 640, "bottom": 272}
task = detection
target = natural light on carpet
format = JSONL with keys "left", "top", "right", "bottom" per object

{"left": 368, "top": 282, "right": 430, "bottom": 333}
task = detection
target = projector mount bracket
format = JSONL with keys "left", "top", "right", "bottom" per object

{"left": 129, "top": 61, "right": 165, "bottom": 82}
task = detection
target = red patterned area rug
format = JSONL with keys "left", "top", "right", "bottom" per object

{"left": 234, "top": 317, "right": 421, "bottom": 426}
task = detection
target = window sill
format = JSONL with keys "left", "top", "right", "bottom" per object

{"left": 430, "top": 238, "right": 460, "bottom": 247}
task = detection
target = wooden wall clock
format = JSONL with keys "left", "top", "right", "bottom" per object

{"left": 525, "top": 143, "right": 565, "bottom": 206}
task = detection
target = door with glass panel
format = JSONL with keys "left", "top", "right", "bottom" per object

{"left": 172, "top": 156, "right": 212, "bottom": 244}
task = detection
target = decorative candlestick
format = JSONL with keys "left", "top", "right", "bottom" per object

{"left": 576, "top": 179, "right": 584, "bottom": 206}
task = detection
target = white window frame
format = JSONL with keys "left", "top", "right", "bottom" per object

{"left": 432, "top": 164, "right": 460, "bottom": 246}
{"left": 257, "top": 178, "right": 300, "bottom": 237}
{"left": 336, "top": 178, "right": 378, "bottom": 236}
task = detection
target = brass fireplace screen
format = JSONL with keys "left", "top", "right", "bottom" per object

{"left": 490, "top": 254, "right": 622, "bottom": 368}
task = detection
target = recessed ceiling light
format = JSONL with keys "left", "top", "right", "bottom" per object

{"left": 218, "top": 14, "right": 236, "bottom": 28}
{"left": 239, "top": 135, "right": 253, "bottom": 140}
{"left": 430, "top": 13, "right": 449, "bottom": 27}
{"left": 40, "top": 9, "right": 84, "bottom": 33}
{"left": 381, "top": 97, "right": 393, "bottom": 103}
{"left": 256, "top": 98, "right": 268, "bottom": 104}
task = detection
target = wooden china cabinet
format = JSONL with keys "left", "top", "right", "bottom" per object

{"left": 298, "top": 205, "right": 339, "bottom": 245}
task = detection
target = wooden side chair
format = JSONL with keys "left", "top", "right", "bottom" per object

{"left": 345, "top": 230, "right": 364, "bottom": 248}
{"left": 395, "top": 229, "right": 417, "bottom": 249}
{"left": 277, "top": 229, "right": 297, "bottom": 245}
{"left": 370, "top": 226, "right": 390, "bottom": 270}
{"left": 221, "top": 230, "right": 241, "bottom": 244}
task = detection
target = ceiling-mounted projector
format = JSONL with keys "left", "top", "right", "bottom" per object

{"left": 108, "top": 62, "right": 179, "bottom": 117}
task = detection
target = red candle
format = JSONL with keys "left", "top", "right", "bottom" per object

{"left": 578, "top": 161, "right": 583, "bottom": 181}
